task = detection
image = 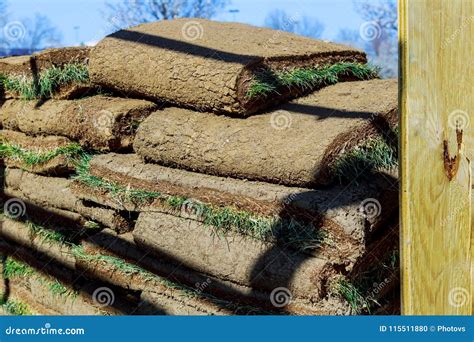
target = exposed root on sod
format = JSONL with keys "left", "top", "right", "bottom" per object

{"left": 246, "top": 62, "right": 379, "bottom": 99}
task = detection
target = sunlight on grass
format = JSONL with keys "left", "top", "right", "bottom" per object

{"left": 246, "top": 62, "right": 379, "bottom": 99}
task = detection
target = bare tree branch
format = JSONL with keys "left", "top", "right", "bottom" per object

{"left": 264, "top": 9, "right": 325, "bottom": 39}
{"left": 103, "top": 0, "right": 229, "bottom": 32}
{"left": 1, "top": 1, "right": 62, "bottom": 56}
{"left": 9, "top": 14, "right": 62, "bottom": 54}
{"left": 334, "top": 0, "right": 398, "bottom": 78}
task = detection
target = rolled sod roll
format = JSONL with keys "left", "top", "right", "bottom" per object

{"left": 89, "top": 19, "right": 367, "bottom": 115}
{"left": 4, "top": 168, "right": 132, "bottom": 233}
{"left": 0, "top": 130, "right": 79, "bottom": 175}
{"left": 5, "top": 275, "right": 119, "bottom": 315}
{"left": 82, "top": 229, "right": 348, "bottom": 314}
{"left": 0, "top": 96, "right": 157, "bottom": 151}
{"left": 0, "top": 47, "right": 90, "bottom": 75}
{"left": 0, "top": 47, "right": 93, "bottom": 100}
{"left": 78, "top": 238, "right": 240, "bottom": 315}
{"left": 134, "top": 79, "right": 398, "bottom": 187}
{"left": 133, "top": 212, "right": 331, "bottom": 301}
{"left": 71, "top": 153, "right": 398, "bottom": 242}
{"left": 1, "top": 217, "right": 77, "bottom": 270}
{"left": 0, "top": 240, "right": 122, "bottom": 316}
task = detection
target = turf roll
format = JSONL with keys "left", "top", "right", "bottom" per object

{"left": 0, "top": 96, "right": 157, "bottom": 151}
{"left": 4, "top": 168, "right": 132, "bottom": 233}
{"left": 133, "top": 211, "right": 331, "bottom": 301}
{"left": 82, "top": 228, "right": 349, "bottom": 314}
{"left": 70, "top": 153, "right": 398, "bottom": 246}
{"left": 0, "top": 47, "right": 90, "bottom": 75}
{"left": 0, "top": 47, "right": 92, "bottom": 100}
{"left": 134, "top": 79, "right": 398, "bottom": 187}
{"left": 0, "top": 221, "right": 237, "bottom": 315}
{"left": 89, "top": 19, "right": 369, "bottom": 115}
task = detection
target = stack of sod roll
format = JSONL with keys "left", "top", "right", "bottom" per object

{"left": 0, "top": 19, "right": 400, "bottom": 316}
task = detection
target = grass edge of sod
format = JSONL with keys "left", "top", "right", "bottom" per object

{"left": 2, "top": 258, "right": 79, "bottom": 302}
{"left": 2, "top": 258, "right": 35, "bottom": 280}
{"left": 0, "top": 203, "right": 101, "bottom": 245}
{"left": 73, "top": 154, "right": 327, "bottom": 251}
{"left": 0, "top": 140, "right": 85, "bottom": 167}
{"left": 246, "top": 62, "right": 379, "bottom": 99}
{"left": 0, "top": 63, "right": 89, "bottom": 100}
{"left": 0, "top": 297, "right": 32, "bottom": 315}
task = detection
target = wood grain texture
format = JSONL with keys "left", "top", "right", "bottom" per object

{"left": 399, "top": 0, "right": 473, "bottom": 315}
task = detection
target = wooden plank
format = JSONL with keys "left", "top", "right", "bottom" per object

{"left": 399, "top": 0, "right": 473, "bottom": 315}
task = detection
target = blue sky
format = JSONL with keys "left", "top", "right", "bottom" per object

{"left": 7, "top": 0, "right": 363, "bottom": 46}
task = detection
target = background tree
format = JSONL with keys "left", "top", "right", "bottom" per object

{"left": 264, "top": 9, "right": 324, "bottom": 39}
{"left": 9, "top": 14, "right": 62, "bottom": 54}
{"left": 354, "top": 0, "right": 397, "bottom": 56}
{"left": 335, "top": 0, "right": 397, "bottom": 78}
{"left": 104, "top": 0, "right": 229, "bottom": 31}
{"left": 0, "top": 0, "right": 62, "bottom": 56}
